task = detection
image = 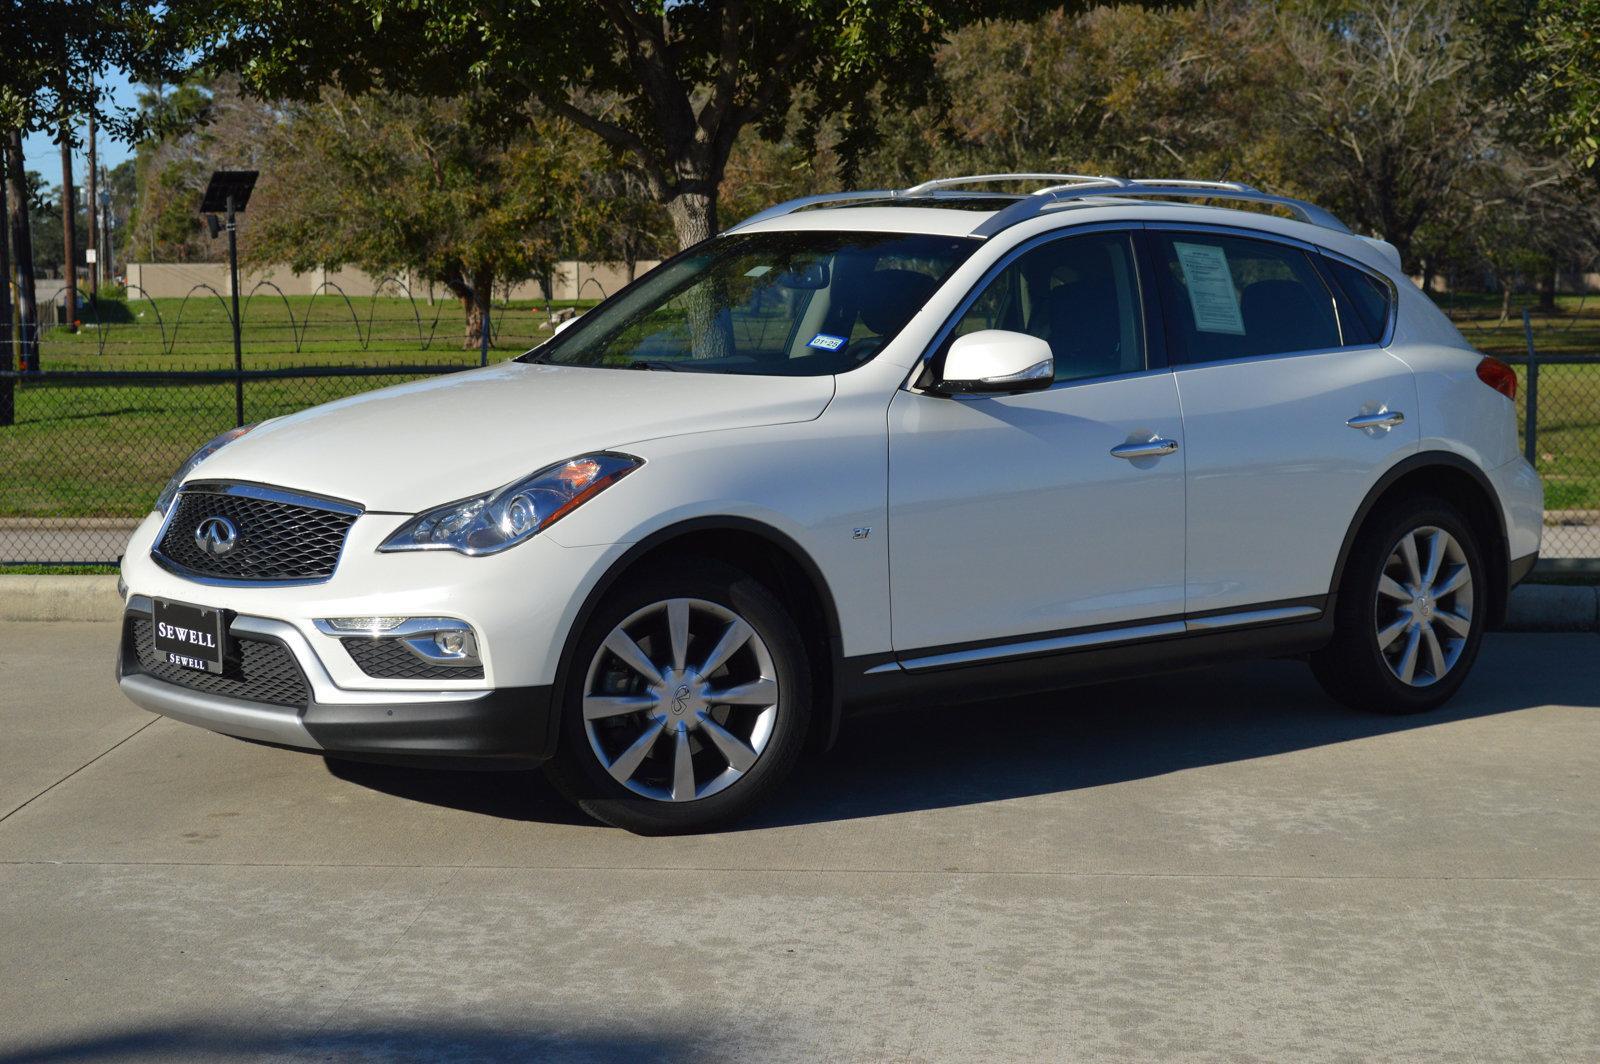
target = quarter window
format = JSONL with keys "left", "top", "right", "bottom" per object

{"left": 1323, "top": 257, "right": 1395, "bottom": 346}
{"left": 950, "top": 231, "right": 1145, "bottom": 383}
{"left": 1152, "top": 232, "right": 1341, "bottom": 362}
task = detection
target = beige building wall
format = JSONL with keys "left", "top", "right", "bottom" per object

{"left": 125, "top": 262, "right": 659, "bottom": 302}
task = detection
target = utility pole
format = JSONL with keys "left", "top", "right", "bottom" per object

{"left": 0, "top": 137, "right": 12, "bottom": 426}
{"left": 85, "top": 108, "right": 98, "bottom": 305}
{"left": 59, "top": 121, "right": 77, "bottom": 333}
{"left": 6, "top": 130, "right": 38, "bottom": 372}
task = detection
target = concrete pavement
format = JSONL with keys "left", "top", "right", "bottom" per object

{"left": 2, "top": 622, "right": 1598, "bottom": 1062}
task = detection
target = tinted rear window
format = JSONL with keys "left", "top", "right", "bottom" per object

{"left": 1152, "top": 232, "right": 1341, "bottom": 363}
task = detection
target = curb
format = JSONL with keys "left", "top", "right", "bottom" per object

{"left": 1, "top": 575, "right": 1596, "bottom": 631}
{"left": 0, "top": 575, "right": 124, "bottom": 622}
{"left": 1501, "top": 583, "right": 1600, "bottom": 632}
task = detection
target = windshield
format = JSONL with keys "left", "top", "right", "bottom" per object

{"left": 522, "top": 231, "right": 978, "bottom": 376}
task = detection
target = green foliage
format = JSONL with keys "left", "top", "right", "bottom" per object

{"left": 0, "top": 2, "right": 180, "bottom": 139}
{"left": 1522, "top": 0, "right": 1600, "bottom": 174}
{"left": 173, "top": 0, "right": 1070, "bottom": 242}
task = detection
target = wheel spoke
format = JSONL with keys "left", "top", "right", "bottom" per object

{"left": 583, "top": 693, "right": 659, "bottom": 720}
{"left": 1433, "top": 563, "right": 1471, "bottom": 598}
{"left": 1420, "top": 529, "right": 1446, "bottom": 588}
{"left": 1378, "top": 575, "right": 1412, "bottom": 601}
{"left": 666, "top": 599, "right": 690, "bottom": 673}
{"left": 704, "top": 676, "right": 777, "bottom": 706}
{"left": 671, "top": 722, "right": 696, "bottom": 801}
{"left": 606, "top": 718, "right": 665, "bottom": 783}
{"left": 1397, "top": 626, "right": 1422, "bottom": 684}
{"left": 1397, "top": 532, "right": 1423, "bottom": 587}
{"left": 698, "top": 618, "right": 752, "bottom": 678}
{"left": 698, "top": 713, "right": 758, "bottom": 772}
{"left": 1434, "top": 609, "right": 1471, "bottom": 637}
{"left": 1377, "top": 615, "right": 1411, "bottom": 650}
{"left": 604, "top": 629, "right": 665, "bottom": 687}
{"left": 1421, "top": 624, "right": 1447, "bottom": 679}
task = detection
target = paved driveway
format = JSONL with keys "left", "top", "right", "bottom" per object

{"left": 2, "top": 622, "right": 1598, "bottom": 1063}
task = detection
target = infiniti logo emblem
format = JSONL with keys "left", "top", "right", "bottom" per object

{"left": 194, "top": 516, "right": 239, "bottom": 557}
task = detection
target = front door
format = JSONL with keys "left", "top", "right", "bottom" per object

{"left": 887, "top": 229, "right": 1187, "bottom": 655}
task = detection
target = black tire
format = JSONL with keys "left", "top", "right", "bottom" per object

{"left": 1311, "top": 496, "right": 1487, "bottom": 714}
{"left": 544, "top": 558, "right": 812, "bottom": 834}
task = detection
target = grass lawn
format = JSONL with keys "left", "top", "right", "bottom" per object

{"left": 1440, "top": 292, "right": 1600, "bottom": 359}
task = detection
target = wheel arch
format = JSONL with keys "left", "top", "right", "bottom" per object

{"left": 548, "top": 517, "right": 847, "bottom": 756}
{"left": 1330, "top": 451, "right": 1511, "bottom": 626}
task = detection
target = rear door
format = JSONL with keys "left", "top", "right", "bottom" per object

{"left": 1149, "top": 226, "right": 1418, "bottom": 615}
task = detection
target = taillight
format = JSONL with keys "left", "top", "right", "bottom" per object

{"left": 1476, "top": 356, "right": 1517, "bottom": 400}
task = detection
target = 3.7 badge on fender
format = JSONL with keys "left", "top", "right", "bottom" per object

{"left": 152, "top": 599, "right": 228, "bottom": 674}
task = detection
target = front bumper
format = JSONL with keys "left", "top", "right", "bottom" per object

{"left": 118, "top": 597, "right": 556, "bottom": 764}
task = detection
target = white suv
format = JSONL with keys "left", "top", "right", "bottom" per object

{"left": 117, "top": 175, "right": 1543, "bottom": 833}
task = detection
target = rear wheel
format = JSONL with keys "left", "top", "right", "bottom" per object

{"left": 1311, "top": 497, "right": 1486, "bottom": 714}
{"left": 544, "top": 560, "right": 811, "bottom": 834}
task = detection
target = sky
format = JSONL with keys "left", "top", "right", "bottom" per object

{"left": 18, "top": 69, "right": 143, "bottom": 187}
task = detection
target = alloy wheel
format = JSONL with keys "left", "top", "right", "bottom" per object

{"left": 1374, "top": 525, "right": 1474, "bottom": 687}
{"left": 582, "top": 597, "right": 779, "bottom": 802}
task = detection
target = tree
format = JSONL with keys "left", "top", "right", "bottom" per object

{"left": 176, "top": 0, "right": 1075, "bottom": 247}
{"left": 1519, "top": 0, "right": 1600, "bottom": 180}
{"left": 1242, "top": 0, "right": 1506, "bottom": 270}
{"left": 243, "top": 92, "right": 606, "bottom": 346}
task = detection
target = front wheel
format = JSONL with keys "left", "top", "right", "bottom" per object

{"left": 544, "top": 560, "right": 811, "bottom": 834}
{"left": 1311, "top": 497, "right": 1487, "bottom": 714}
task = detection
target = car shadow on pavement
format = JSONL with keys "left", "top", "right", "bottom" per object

{"left": 0, "top": 1020, "right": 695, "bottom": 1064}
{"left": 322, "top": 637, "right": 1600, "bottom": 830}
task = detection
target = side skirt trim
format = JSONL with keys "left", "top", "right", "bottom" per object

{"left": 880, "top": 600, "right": 1324, "bottom": 674}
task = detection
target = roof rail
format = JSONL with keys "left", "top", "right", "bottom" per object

{"left": 898, "top": 173, "right": 1129, "bottom": 196}
{"left": 970, "top": 181, "right": 1349, "bottom": 237}
{"left": 723, "top": 172, "right": 1349, "bottom": 237}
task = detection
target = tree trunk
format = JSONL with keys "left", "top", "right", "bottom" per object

{"left": 5, "top": 130, "right": 38, "bottom": 372}
{"left": 461, "top": 293, "right": 482, "bottom": 349}
{"left": 665, "top": 189, "right": 718, "bottom": 248}
{"left": 1538, "top": 268, "right": 1557, "bottom": 313}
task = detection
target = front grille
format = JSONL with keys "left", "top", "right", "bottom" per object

{"left": 155, "top": 487, "right": 357, "bottom": 582}
{"left": 125, "top": 616, "right": 310, "bottom": 708}
{"left": 342, "top": 638, "right": 485, "bottom": 680}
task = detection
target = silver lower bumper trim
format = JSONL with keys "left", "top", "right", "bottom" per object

{"left": 119, "top": 672, "right": 322, "bottom": 751}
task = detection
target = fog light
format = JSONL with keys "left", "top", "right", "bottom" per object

{"left": 434, "top": 630, "right": 475, "bottom": 657}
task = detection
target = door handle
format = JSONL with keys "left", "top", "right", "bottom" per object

{"left": 1110, "top": 436, "right": 1180, "bottom": 460}
{"left": 1346, "top": 410, "right": 1406, "bottom": 430}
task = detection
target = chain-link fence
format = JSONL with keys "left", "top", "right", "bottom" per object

{"left": 2, "top": 297, "right": 1597, "bottom": 570}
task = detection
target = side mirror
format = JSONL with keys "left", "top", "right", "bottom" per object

{"left": 552, "top": 315, "right": 580, "bottom": 336}
{"left": 938, "top": 330, "right": 1053, "bottom": 394}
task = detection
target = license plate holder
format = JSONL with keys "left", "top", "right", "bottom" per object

{"left": 151, "top": 599, "right": 229, "bottom": 674}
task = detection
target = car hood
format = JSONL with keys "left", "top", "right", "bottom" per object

{"left": 190, "top": 361, "right": 836, "bottom": 512}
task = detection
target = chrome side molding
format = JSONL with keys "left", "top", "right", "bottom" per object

{"left": 875, "top": 603, "right": 1324, "bottom": 673}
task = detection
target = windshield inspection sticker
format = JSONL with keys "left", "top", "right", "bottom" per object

{"left": 1173, "top": 241, "right": 1246, "bottom": 335}
{"left": 744, "top": 265, "right": 773, "bottom": 278}
{"left": 807, "top": 333, "right": 848, "bottom": 351}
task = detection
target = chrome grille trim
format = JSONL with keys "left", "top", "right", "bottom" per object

{"left": 152, "top": 481, "right": 362, "bottom": 586}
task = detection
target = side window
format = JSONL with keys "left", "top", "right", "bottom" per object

{"left": 950, "top": 231, "right": 1145, "bottom": 383}
{"left": 1153, "top": 232, "right": 1341, "bottom": 362}
{"left": 1323, "top": 257, "right": 1394, "bottom": 346}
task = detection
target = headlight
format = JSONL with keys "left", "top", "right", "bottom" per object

{"left": 379, "top": 452, "right": 642, "bottom": 556}
{"left": 154, "top": 424, "right": 256, "bottom": 515}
